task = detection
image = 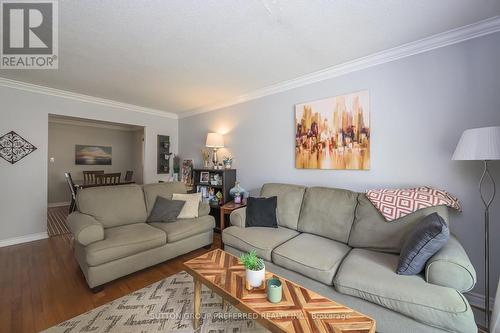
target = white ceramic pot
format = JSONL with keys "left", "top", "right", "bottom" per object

{"left": 246, "top": 265, "right": 265, "bottom": 288}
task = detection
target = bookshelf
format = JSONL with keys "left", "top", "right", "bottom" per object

{"left": 192, "top": 168, "right": 236, "bottom": 231}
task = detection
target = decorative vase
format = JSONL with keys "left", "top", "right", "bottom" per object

{"left": 230, "top": 182, "right": 249, "bottom": 200}
{"left": 246, "top": 264, "right": 265, "bottom": 289}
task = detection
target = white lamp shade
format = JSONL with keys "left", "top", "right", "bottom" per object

{"left": 206, "top": 133, "right": 224, "bottom": 148}
{"left": 452, "top": 126, "right": 500, "bottom": 161}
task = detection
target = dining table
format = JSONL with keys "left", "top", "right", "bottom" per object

{"left": 73, "top": 180, "right": 136, "bottom": 190}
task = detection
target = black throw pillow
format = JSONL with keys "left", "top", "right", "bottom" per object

{"left": 147, "top": 196, "right": 185, "bottom": 223}
{"left": 397, "top": 212, "right": 449, "bottom": 275}
{"left": 245, "top": 196, "right": 278, "bottom": 228}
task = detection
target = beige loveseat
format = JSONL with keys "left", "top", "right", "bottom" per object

{"left": 67, "top": 182, "right": 214, "bottom": 290}
{"left": 222, "top": 183, "right": 477, "bottom": 333}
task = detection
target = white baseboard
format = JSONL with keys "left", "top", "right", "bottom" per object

{"left": 0, "top": 232, "right": 49, "bottom": 248}
{"left": 48, "top": 201, "right": 71, "bottom": 208}
{"left": 466, "top": 291, "right": 495, "bottom": 311}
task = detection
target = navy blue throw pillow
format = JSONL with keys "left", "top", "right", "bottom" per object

{"left": 245, "top": 196, "right": 278, "bottom": 228}
{"left": 397, "top": 213, "right": 449, "bottom": 275}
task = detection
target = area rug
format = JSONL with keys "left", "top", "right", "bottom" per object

{"left": 43, "top": 271, "right": 268, "bottom": 333}
{"left": 47, "top": 206, "right": 71, "bottom": 237}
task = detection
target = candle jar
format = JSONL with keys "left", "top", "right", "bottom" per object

{"left": 266, "top": 278, "right": 282, "bottom": 303}
{"left": 234, "top": 194, "right": 241, "bottom": 204}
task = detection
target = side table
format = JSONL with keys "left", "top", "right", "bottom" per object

{"left": 219, "top": 200, "right": 246, "bottom": 231}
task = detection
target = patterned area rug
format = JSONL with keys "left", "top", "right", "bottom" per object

{"left": 47, "top": 206, "right": 71, "bottom": 237}
{"left": 43, "top": 271, "right": 268, "bottom": 333}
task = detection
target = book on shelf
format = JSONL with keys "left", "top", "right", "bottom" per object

{"left": 196, "top": 184, "right": 223, "bottom": 206}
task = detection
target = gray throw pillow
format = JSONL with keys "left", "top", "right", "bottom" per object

{"left": 397, "top": 212, "right": 449, "bottom": 275}
{"left": 147, "top": 196, "right": 185, "bottom": 223}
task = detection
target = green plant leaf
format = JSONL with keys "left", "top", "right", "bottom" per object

{"left": 240, "top": 250, "right": 264, "bottom": 271}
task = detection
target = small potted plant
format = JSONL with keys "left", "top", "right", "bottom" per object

{"left": 240, "top": 250, "right": 265, "bottom": 289}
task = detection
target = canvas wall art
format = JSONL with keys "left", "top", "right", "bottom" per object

{"left": 295, "top": 90, "right": 370, "bottom": 170}
{"left": 75, "top": 145, "right": 112, "bottom": 165}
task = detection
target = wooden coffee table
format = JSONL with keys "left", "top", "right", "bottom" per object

{"left": 184, "top": 249, "right": 375, "bottom": 333}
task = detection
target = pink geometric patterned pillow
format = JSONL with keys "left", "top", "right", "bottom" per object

{"left": 366, "top": 186, "right": 461, "bottom": 222}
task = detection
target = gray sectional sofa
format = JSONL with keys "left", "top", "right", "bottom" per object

{"left": 222, "top": 183, "right": 477, "bottom": 333}
{"left": 67, "top": 182, "right": 215, "bottom": 290}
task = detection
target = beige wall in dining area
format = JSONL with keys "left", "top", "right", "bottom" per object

{"left": 48, "top": 121, "right": 143, "bottom": 204}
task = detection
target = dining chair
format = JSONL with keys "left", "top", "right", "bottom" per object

{"left": 125, "top": 170, "right": 134, "bottom": 182}
{"left": 64, "top": 172, "right": 77, "bottom": 213}
{"left": 96, "top": 173, "right": 121, "bottom": 185}
{"left": 83, "top": 170, "right": 104, "bottom": 185}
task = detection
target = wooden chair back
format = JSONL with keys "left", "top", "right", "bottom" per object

{"left": 125, "top": 170, "right": 134, "bottom": 182}
{"left": 96, "top": 173, "right": 121, "bottom": 185}
{"left": 64, "top": 172, "right": 77, "bottom": 199}
{"left": 64, "top": 172, "right": 78, "bottom": 213}
{"left": 83, "top": 170, "right": 104, "bottom": 184}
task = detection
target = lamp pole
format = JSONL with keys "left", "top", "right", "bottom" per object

{"left": 480, "top": 160, "right": 496, "bottom": 331}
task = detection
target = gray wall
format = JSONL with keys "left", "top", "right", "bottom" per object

{"left": 132, "top": 130, "right": 145, "bottom": 185}
{"left": 180, "top": 32, "right": 500, "bottom": 300}
{"left": 0, "top": 87, "right": 178, "bottom": 242}
{"left": 48, "top": 122, "right": 142, "bottom": 204}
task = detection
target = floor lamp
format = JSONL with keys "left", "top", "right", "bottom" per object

{"left": 452, "top": 126, "right": 500, "bottom": 332}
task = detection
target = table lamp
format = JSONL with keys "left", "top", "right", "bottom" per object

{"left": 452, "top": 126, "right": 500, "bottom": 332}
{"left": 206, "top": 133, "right": 224, "bottom": 168}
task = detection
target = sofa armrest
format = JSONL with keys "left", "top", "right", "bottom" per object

{"left": 229, "top": 207, "right": 246, "bottom": 228}
{"left": 67, "top": 212, "right": 104, "bottom": 246}
{"left": 425, "top": 235, "right": 476, "bottom": 292}
{"left": 198, "top": 202, "right": 211, "bottom": 217}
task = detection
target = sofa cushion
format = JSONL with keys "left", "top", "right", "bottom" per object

{"left": 272, "top": 233, "right": 351, "bottom": 284}
{"left": 260, "top": 183, "right": 306, "bottom": 230}
{"left": 149, "top": 215, "right": 215, "bottom": 243}
{"left": 245, "top": 196, "right": 278, "bottom": 228}
{"left": 147, "top": 196, "right": 185, "bottom": 223}
{"left": 297, "top": 187, "right": 358, "bottom": 243}
{"left": 143, "top": 182, "right": 187, "bottom": 215}
{"left": 84, "top": 223, "right": 166, "bottom": 266}
{"left": 397, "top": 213, "right": 449, "bottom": 275}
{"left": 333, "top": 248, "right": 476, "bottom": 333}
{"left": 222, "top": 226, "right": 299, "bottom": 261}
{"left": 348, "top": 194, "right": 450, "bottom": 253}
{"left": 77, "top": 185, "right": 148, "bottom": 228}
{"left": 172, "top": 192, "right": 201, "bottom": 219}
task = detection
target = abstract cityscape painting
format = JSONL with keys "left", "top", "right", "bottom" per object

{"left": 295, "top": 90, "right": 370, "bottom": 170}
{"left": 75, "top": 145, "right": 112, "bottom": 165}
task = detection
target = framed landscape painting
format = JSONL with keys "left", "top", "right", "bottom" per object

{"left": 75, "top": 145, "right": 112, "bottom": 165}
{"left": 295, "top": 90, "right": 370, "bottom": 170}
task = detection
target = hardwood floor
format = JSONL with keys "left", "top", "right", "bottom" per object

{"left": 0, "top": 232, "right": 222, "bottom": 333}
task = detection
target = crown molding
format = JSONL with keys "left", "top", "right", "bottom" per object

{"left": 179, "top": 16, "right": 500, "bottom": 119}
{"left": 0, "top": 77, "right": 179, "bottom": 119}
{"left": 49, "top": 116, "right": 143, "bottom": 132}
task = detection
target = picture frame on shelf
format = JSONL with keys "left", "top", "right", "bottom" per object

{"left": 181, "top": 159, "right": 194, "bottom": 185}
{"left": 200, "top": 171, "right": 210, "bottom": 183}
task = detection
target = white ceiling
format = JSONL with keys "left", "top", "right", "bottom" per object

{"left": 1, "top": 0, "right": 499, "bottom": 115}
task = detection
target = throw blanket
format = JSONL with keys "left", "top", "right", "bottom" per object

{"left": 366, "top": 186, "right": 461, "bottom": 222}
